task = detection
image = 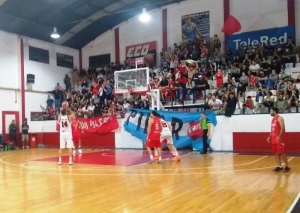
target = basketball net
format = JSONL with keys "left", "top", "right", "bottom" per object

{"left": 123, "top": 87, "right": 133, "bottom": 100}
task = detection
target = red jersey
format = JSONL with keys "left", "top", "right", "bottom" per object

{"left": 92, "top": 83, "right": 99, "bottom": 94}
{"left": 216, "top": 71, "right": 223, "bottom": 87}
{"left": 245, "top": 99, "right": 254, "bottom": 109}
{"left": 148, "top": 117, "right": 162, "bottom": 141}
{"left": 271, "top": 115, "right": 282, "bottom": 144}
{"left": 179, "top": 64, "right": 186, "bottom": 75}
{"left": 249, "top": 77, "right": 256, "bottom": 84}
{"left": 72, "top": 120, "right": 81, "bottom": 135}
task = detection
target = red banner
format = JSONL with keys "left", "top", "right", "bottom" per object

{"left": 56, "top": 115, "right": 119, "bottom": 135}
{"left": 126, "top": 41, "right": 156, "bottom": 62}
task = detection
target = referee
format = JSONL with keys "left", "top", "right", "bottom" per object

{"left": 200, "top": 112, "right": 212, "bottom": 154}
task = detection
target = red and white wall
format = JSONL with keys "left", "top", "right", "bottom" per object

{"left": 0, "top": 30, "right": 79, "bottom": 142}
{"left": 114, "top": 114, "right": 300, "bottom": 154}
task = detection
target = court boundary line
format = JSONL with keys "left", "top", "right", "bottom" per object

{"left": 286, "top": 192, "right": 300, "bottom": 213}
{"left": 0, "top": 152, "right": 295, "bottom": 175}
{"left": 0, "top": 162, "right": 293, "bottom": 176}
{"left": 18, "top": 154, "right": 267, "bottom": 171}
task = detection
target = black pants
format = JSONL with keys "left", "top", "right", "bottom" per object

{"left": 202, "top": 129, "right": 209, "bottom": 153}
{"left": 225, "top": 108, "right": 235, "bottom": 117}
{"left": 99, "top": 96, "right": 105, "bottom": 108}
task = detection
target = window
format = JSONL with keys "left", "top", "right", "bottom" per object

{"left": 57, "top": 53, "right": 74, "bottom": 69}
{"left": 29, "top": 46, "right": 49, "bottom": 64}
{"left": 89, "top": 54, "right": 111, "bottom": 68}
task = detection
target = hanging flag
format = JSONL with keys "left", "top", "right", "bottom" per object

{"left": 222, "top": 15, "right": 241, "bottom": 35}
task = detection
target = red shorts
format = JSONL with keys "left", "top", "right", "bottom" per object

{"left": 72, "top": 133, "right": 81, "bottom": 143}
{"left": 146, "top": 139, "right": 161, "bottom": 148}
{"left": 272, "top": 143, "right": 285, "bottom": 154}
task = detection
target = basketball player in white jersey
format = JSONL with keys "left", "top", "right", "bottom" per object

{"left": 159, "top": 114, "right": 180, "bottom": 161}
{"left": 58, "top": 108, "right": 74, "bottom": 165}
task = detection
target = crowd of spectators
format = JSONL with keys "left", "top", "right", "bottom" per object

{"left": 36, "top": 34, "right": 300, "bottom": 121}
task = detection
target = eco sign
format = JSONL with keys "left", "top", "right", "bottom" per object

{"left": 226, "top": 26, "right": 295, "bottom": 54}
{"left": 125, "top": 41, "right": 156, "bottom": 58}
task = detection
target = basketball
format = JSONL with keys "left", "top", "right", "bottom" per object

{"left": 144, "top": 54, "right": 155, "bottom": 68}
{"left": 61, "top": 101, "right": 69, "bottom": 109}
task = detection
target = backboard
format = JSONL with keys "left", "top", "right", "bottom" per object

{"left": 114, "top": 67, "right": 149, "bottom": 94}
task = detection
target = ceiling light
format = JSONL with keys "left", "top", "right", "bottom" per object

{"left": 139, "top": 8, "right": 150, "bottom": 23}
{"left": 51, "top": 27, "right": 60, "bottom": 39}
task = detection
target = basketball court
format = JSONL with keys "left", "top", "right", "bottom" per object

{"left": 0, "top": 149, "right": 299, "bottom": 213}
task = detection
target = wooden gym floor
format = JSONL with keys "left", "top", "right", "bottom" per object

{"left": 0, "top": 149, "right": 299, "bottom": 213}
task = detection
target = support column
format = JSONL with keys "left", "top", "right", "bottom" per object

{"left": 287, "top": 0, "right": 295, "bottom": 26}
{"left": 114, "top": 28, "right": 120, "bottom": 63}
{"left": 79, "top": 50, "right": 82, "bottom": 71}
{"left": 20, "top": 38, "right": 25, "bottom": 122}
{"left": 223, "top": 0, "right": 230, "bottom": 50}
{"left": 162, "top": 9, "right": 168, "bottom": 51}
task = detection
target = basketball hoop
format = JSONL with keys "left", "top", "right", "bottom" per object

{"left": 26, "top": 83, "right": 33, "bottom": 91}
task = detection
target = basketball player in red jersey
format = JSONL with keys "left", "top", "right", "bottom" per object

{"left": 267, "top": 107, "right": 290, "bottom": 172}
{"left": 72, "top": 117, "right": 83, "bottom": 155}
{"left": 146, "top": 111, "right": 163, "bottom": 164}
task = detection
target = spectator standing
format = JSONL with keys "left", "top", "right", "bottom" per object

{"left": 213, "top": 48, "right": 222, "bottom": 69}
{"left": 48, "top": 87, "right": 62, "bottom": 109}
{"left": 200, "top": 44, "right": 209, "bottom": 63}
{"left": 46, "top": 95, "right": 54, "bottom": 108}
{"left": 186, "top": 78, "right": 196, "bottom": 103}
{"left": 224, "top": 92, "right": 241, "bottom": 117}
{"left": 213, "top": 34, "right": 221, "bottom": 50}
{"left": 174, "top": 79, "right": 183, "bottom": 103}
{"left": 21, "top": 120, "right": 29, "bottom": 149}
{"left": 98, "top": 84, "right": 106, "bottom": 108}
{"left": 64, "top": 74, "right": 71, "bottom": 92}
{"left": 9, "top": 120, "right": 17, "bottom": 148}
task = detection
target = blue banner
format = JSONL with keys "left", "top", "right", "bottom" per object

{"left": 123, "top": 109, "right": 217, "bottom": 151}
{"left": 227, "top": 26, "right": 295, "bottom": 54}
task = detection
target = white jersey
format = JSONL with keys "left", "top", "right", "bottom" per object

{"left": 161, "top": 119, "right": 171, "bottom": 133}
{"left": 60, "top": 115, "right": 72, "bottom": 133}
{"left": 160, "top": 119, "right": 173, "bottom": 144}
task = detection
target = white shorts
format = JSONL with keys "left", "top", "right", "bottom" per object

{"left": 60, "top": 133, "right": 73, "bottom": 149}
{"left": 160, "top": 130, "right": 173, "bottom": 144}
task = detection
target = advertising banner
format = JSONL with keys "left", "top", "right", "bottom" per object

{"left": 181, "top": 11, "right": 210, "bottom": 43}
{"left": 125, "top": 41, "right": 156, "bottom": 65}
{"left": 57, "top": 115, "right": 119, "bottom": 135}
{"left": 123, "top": 109, "right": 217, "bottom": 151}
{"left": 226, "top": 26, "right": 295, "bottom": 54}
